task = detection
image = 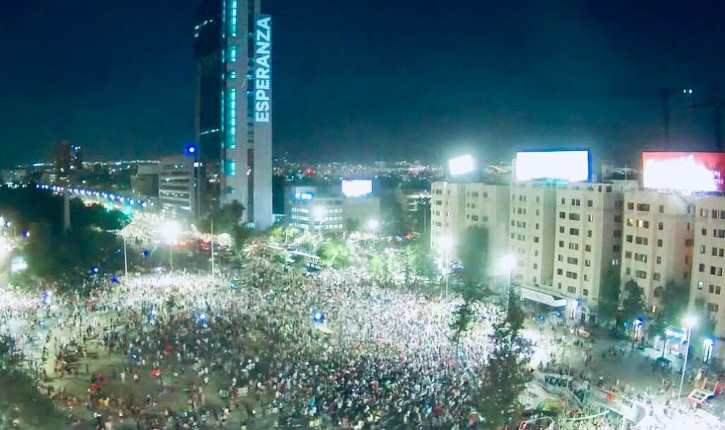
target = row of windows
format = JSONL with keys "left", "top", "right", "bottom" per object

{"left": 700, "top": 246, "right": 725, "bottom": 257}
{"left": 700, "top": 209, "right": 725, "bottom": 219}
{"left": 466, "top": 214, "right": 488, "bottom": 222}
{"left": 466, "top": 191, "right": 488, "bottom": 198}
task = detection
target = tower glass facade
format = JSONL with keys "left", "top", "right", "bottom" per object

{"left": 194, "top": 0, "right": 273, "bottom": 229}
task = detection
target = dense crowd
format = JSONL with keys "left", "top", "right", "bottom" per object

{"left": 0, "top": 251, "right": 507, "bottom": 429}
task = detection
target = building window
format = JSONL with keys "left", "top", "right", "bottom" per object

{"left": 627, "top": 218, "right": 635, "bottom": 226}
{"left": 559, "top": 212, "right": 566, "bottom": 219}
{"left": 700, "top": 263, "right": 706, "bottom": 272}
{"left": 626, "top": 235, "right": 633, "bottom": 243}
{"left": 659, "top": 205, "right": 664, "bottom": 213}
{"left": 707, "top": 303, "right": 719, "bottom": 313}
{"left": 583, "top": 288, "right": 589, "bottom": 296}
{"left": 701, "top": 209, "right": 708, "bottom": 217}
{"left": 636, "top": 270, "right": 647, "bottom": 279}
{"left": 625, "top": 251, "right": 632, "bottom": 259}
{"left": 585, "top": 244, "right": 592, "bottom": 252}
{"left": 637, "top": 203, "right": 651, "bottom": 211}
{"left": 685, "top": 239, "right": 694, "bottom": 247}
{"left": 627, "top": 202, "right": 634, "bottom": 210}
{"left": 588, "top": 214, "right": 594, "bottom": 222}
{"left": 701, "top": 245, "right": 707, "bottom": 254}
{"left": 657, "top": 239, "right": 663, "bottom": 247}
{"left": 559, "top": 226, "right": 565, "bottom": 233}
{"left": 559, "top": 240, "right": 564, "bottom": 248}
{"left": 557, "top": 268, "right": 563, "bottom": 275}
{"left": 709, "top": 284, "right": 715, "bottom": 293}
{"left": 698, "top": 281, "right": 704, "bottom": 290}
{"left": 653, "top": 273, "right": 661, "bottom": 281}
{"left": 567, "top": 286, "right": 576, "bottom": 294}
{"left": 587, "top": 200, "right": 593, "bottom": 207}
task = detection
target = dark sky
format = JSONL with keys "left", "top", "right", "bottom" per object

{"left": 0, "top": 0, "right": 723, "bottom": 168}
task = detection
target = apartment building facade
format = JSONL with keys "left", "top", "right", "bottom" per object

{"left": 508, "top": 182, "right": 558, "bottom": 302}
{"left": 430, "top": 182, "right": 510, "bottom": 274}
{"left": 552, "top": 181, "right": 636, "bottom": 321}
{"left": 620, "top": 190, "right": 695, "bottom": 311}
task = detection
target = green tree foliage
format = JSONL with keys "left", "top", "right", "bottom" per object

{"left": 344, "top": 218, "right": 361, "bottom": 233}
{"left": 598, "top": 267, "right": 621, "bottom": 323}
{"left": 648, "top": 280, "right": 690, "bottom": 354}
{"left": 621, "top": 280, "right": 646, "bottom": 323}
{"left": 450, "top": 300, "right": 476, "bottom": 356}
{"left": 457, "top": 226, "right": 490, "bottom": 287}
{"left": 317, "top": 239, "right": 354, "bottom": 269}
{"left": 473, "top": 290, "right": 531, "bottom": 427}
{"left": 0, "top": 187, "right": 126, "bottom": 287}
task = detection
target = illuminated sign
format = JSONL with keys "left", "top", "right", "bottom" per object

{"left": 254, "top": 15, "right": 271, "bottom": 123}
{"left": 448, "top": 154, "right": 475, "bottom": 176}
{"left": 515, "top": 150, "right": 590, "bottom": 182}
{"left": 642, "top": 152, "right": 725, "bottom": 192}
{"left": 342, "top": 180, "right": 373, "bottom": 197}
{"left": 293, "top": 191, "right": 314, "bottom": 201}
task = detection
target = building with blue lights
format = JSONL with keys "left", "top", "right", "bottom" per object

{"left": 194, "top": 0, "right": 273, "bottom": 229}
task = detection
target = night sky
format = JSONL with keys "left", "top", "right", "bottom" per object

{"left": 0, "top": 0, "right": 723, "bottom": 168}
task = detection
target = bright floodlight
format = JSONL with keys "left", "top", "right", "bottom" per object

{"left": 683, "top": 316, "right": 698, "bottom": 328}
{"left": 367, "top": 219, "right": 379, "bottom": 230}
{"left": 448, "top": 154, "right": 475, "bottom": 176}
{"left": 439, "top": 236, "right": 453, "bottom": 251}
{"left": 500, "top": 254, "right": 517, "bottom": 272}
{"left": 160, "top": 220, "right": 182, "bottom": 245}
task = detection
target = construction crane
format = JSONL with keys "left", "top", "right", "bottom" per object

{"left": 661, "top": 88, "right": 694, "bottom": 149}
{"left": 688, "top": 94, "right": 723, "bottom": 151}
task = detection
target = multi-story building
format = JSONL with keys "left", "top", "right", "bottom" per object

{"left": 54, "top": 140, "right": 83, "bottom": 174}
{"left": 194, "top": 0, "right": 272, "bottom": 228}
{"left": 690, "top": 196, "right": 725, "bottom": 364}
{"left": 430, "top": 182, "right": 510, "bottom": 275}
{"left": 508, "top": 182, "right": 559, "bottom": 304}
{"left": 131, "top": 163, "right": 160, "bottom": 198}
{"left": 552, "top": 181, "right": 636, "bottom": 322}
{"left": 158, "top": 155, "right": 196, "bottom": 216}
{"left": 620, "top": 190, "right": 695, "bottom": 311}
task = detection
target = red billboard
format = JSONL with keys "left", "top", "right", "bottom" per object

{"left": 642, "top": 152, "right": 725, "bottom": 191}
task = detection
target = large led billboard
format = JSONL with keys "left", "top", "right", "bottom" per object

{"left": 342, "top": 180, "right": 373, "bottom": 197}
{"left": 642, "top": 152, "right": 725, "bottom": 192}
{"left": 515, "top": 150, "right": 590, "bottom": 182}
{"left": 448, "top": 154, "right": 475, "bottom": 176}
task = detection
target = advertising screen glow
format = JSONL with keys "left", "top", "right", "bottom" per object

{"left": 448, "top": 155, "right": 475, "bottom": 176}
{"left": 342, "top": 180, "right": 373, "bottom": 197}
{"left": 515, "top": 150, "right": 590, "bottom": 182}
{"left": 642, "top": 152, "right": 725, "bottom": 192}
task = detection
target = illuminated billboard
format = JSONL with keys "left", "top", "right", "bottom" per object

{"left": 515, "top": 150, "right": 590, "bottom": 182}
{"left": 342, "top": 180, "right": 373, "bottom": 197}
{"left": 448, "top": 154, "right": 475, "bottom": 176}
{"left": 642, "top": 152, "right": 725, "bottom": 192}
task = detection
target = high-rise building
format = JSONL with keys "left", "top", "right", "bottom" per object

{"left": 54, "top": 140, "right": 83, "bottom": 174}
{"left": 194, "top": 0, "right": 273, "bottom": 229}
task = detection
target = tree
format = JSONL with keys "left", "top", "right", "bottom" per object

{"left": 621, "top": 280, "right": 646, "bottom": 323}
{"left": 473, "top": 290, "right": 531, "bottom": 427}
{"left": 344, "top": 218, "right": 360, "bottom": 233}
{"left": 457, "top": 226, "right": 489, "bottom": 287}
{"left": 201, "top": 201, "right": 245, "bottom": 235}
{"left": 598, "top": 267, "right": 621, "bottom": 324}
{"left": 648, "top": 280, "right": 690, "bottom": 356}
{"left": 317, "top": 239, "right": 353, "bottom": 269}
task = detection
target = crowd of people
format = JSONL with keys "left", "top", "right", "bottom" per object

{"left": 0, "top": 249, "right": 513, "bottom": 429}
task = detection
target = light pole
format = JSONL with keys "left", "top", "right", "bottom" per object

{"left": 210, "top": 219, "right": 215, "bottom": 278}
{"left": 439, "top": 236, "right": 453, "bottom": 299}
{"left": 678, "top": 316, "right": 698, "bottom": 399}
{"left": 123, "top": 234, "right": 128, "bottom": 278}
{"left": 367, "top": 219, "right": 379, "bottom": 238}
{"left": 313, "top": 207, "right": 325, "bottom": 240}
{"left": 500, "top": 254, "right": 517, "bottom": 314}
{"left": 160, "top": 220, "right": 181, "bottom": 273}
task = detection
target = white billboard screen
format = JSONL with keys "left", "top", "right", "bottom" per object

{"left": 342, "top": 180, "right": 373, "bottom": 197}
{"left": 448, "top": 154, "right": 475, "bottom": 176}
{"left": 515, "top": 150, "right": 590, "bottom": 182}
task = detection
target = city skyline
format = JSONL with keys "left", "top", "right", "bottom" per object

{"left": 0, "top": 0, "right": 723, "bottom": 169}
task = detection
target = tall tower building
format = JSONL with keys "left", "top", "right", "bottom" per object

{"left": 194, "top": 0, "right": 273, "bottom": 229}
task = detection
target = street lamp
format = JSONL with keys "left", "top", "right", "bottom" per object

{"left": 160, "top": 220, "right": 181, "bottom": 272}
{"left": 367, "top": 219, "right": 379, "bottom": 237}
{"left": 500, "top": 254, "right": 517, "bottom": 314}
{"left": 439, "top": 236, "right": 453, "bottom": 299}
{"left": 313, "top": 207, "right": 325, "bottom": 239}
{"left": 678, "top": 316, "right": 698, "bottom": 398}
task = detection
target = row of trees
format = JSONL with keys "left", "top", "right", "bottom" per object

{"left": 598, "top": 268, "right": 717, "bottom": 355}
